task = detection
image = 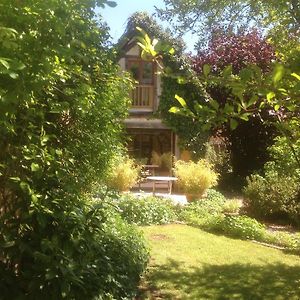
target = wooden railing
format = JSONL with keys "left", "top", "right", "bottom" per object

{"left": 130, "top": 85, "right": 154, "bottom": 109}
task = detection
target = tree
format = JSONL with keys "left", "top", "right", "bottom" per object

{"left": 136, "top": 15, "right": 300, "bottom": 173}
{"left": 192, "top": 29, "right": 277, "bottom": 178}
{"left": 156, "top": 0, "right": 300, "bottom": 51}
{"left": 0, "top": 1, "right": 148, "bottom": 298}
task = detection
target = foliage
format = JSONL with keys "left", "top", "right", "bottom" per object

{"left": 190, "top": 29, "right": 278, "bottom": 179}
{"left": 192, "top": 29, "right": 275, "bottom": 74}
{"left": 222, "top": 199, "right": 241, "bottom": 214}
{"left": 264, "top": 231, "right": 300, "bottom": 250}
{"left": 156, "top": 0, "right": 300, "bottom": 54}
{"left": 220, "top": 215, "right": 266, "bottom": 240}
{"left": 204, "top": 139, "right": 232, "bottom": 177}
{"left": 118, "top": 12, "right": 185, "bottom": 56}
{"left": 244, "top": 171, "right": 300, "bottom": 225}
{"left": 174, "top": 160, "right": 218, "bottom": 198}
{"left": 244, "top": 124, "right": 300, "bottom": 224}
{"left": 0, "top": 0, "right": 144, "bottom": 299}
{"left": 115, "top": 194, "right": 177, "bottom": 225}
{"left": 106, "top": 156, "right": 140, "bottom": 192}
{"left": 0, "top": 199, "right": 149, "bottom": 299}
{"left": 179, "top": 189, "right": 225, "bottom": 219}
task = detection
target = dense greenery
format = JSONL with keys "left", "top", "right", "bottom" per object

{"left": 115, "top": 194, "right": 177, "bottom": 225}
{"left": 0, "top": 1, "right": 149, "bottom": 299}
{"left": 244, "top": 121, "right": 300, "bottom": 225}
{"left": 156, "top": 0, "right": 300, "bottom": 53}
{"left": 191, "top": 29, "right": 278, "bottom": 178}
{"left": 177, "top": 190, "right": 300, "bottom": 250}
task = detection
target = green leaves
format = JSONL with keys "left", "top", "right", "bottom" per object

{"left": 230, "top": 118, "right": 238, "bottom": 130}
{"left": 175, "top": 94, "right": 187, "bottom": 107}
{"left": 203, "top": 64, "right": 211, "bottom": 77}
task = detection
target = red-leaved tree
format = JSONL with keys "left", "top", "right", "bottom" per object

{"left": 193, "top": 29, "right": 276, "bottom": 74}
{"left": 192, "top": 29, "right": 277, "bottom": 186}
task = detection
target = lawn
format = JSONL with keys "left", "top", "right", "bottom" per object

{"left": 138, "top": 224, "right": 300, "bottom": 300}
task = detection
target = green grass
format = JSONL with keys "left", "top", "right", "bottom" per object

{"left": 138, "top": 224, "right": 300, "bottom": 300}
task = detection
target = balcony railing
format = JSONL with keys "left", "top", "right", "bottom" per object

{"left": 130, "top": 85, "right": 154, "bottom": 109}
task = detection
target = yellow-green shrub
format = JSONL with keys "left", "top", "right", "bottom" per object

{"left": 174, "top": 159, "right": 218, "bottom": 199}
{"left": 106, "top": 157, "right": 140, "bottom": 192}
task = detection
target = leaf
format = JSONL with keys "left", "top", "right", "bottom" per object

{"left": 230, "top": 118, "right": 238, "bottom": 130}
{"left": 203, "top": 64, "right": 211, "bottom": 77}
{"left": 106, "top": 1, "right": 117, "bottom": 7}
{"left": 31, "top": 162, "right": 40, "bottom": 172}
{"left": 1, "top": 241, "right": 15, "bottom": 248}
{"left": 169, "top": 106, "right": 180, "bottom": 113}
{"left": 239, "top": 114, "right": 250, "bottom": 121}
{"left": 168, "top": 47, "right": 175, "bottom": 55}
{"left": 0, "top": 58, "right": 10, "bottom": 69}
{"left": 272, "top": 64, "right": 284, "bottom": 84}
{"left": 248, "top": 95, "right": 258, "bottom": 106}
{"left": 9, "top": 72, "right": 18, "bottom": 79}
{"left": 266, "top": 91, "right": 275, "bottom": 102}
{"left": 209, "top": 99, "right": 219, "bottom": 110}
{"left": 177, "top": 77, "right": 187, "bottom": 84}
{"left": 239, "top": 67, "right": 253, "bottom": 82}
{"left": 274, "top": 104, "right": 280, "bottom": 111}
{"left": 222, "top": 65, "right": 232, "bottom": 78}
{"left": 291, "top": 73, "right": 300, "bottom": 81}
{"left": 174, "top": 94, "right": 187, "bottom": 107}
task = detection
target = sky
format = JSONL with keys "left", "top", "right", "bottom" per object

{"left": 99, "top": 0, "right": 196, "bottom": 53}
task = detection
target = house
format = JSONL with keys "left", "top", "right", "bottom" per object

{"left": 118, "top": 33, "right": 181, "bottom": 175}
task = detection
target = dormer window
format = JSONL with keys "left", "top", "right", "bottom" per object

{"left": 127, "top": 59, "right": 155, "bottom": 110}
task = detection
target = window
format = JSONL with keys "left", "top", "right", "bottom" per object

{"left": 127, "top": 60, "right": 154, "bottom": 85}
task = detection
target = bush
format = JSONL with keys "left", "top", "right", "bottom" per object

{"left": 264, "top": 230, "right": 300, "bottom": 250}
{"left": 219, "top": 215, "right": 266, "bottom": 240}
{"left": 106, "top": 156, "right": 140, "bottom": 192}
{"left": 174, "top": 159, "right": 218, "bottom": 200}
{"left": 0, "top": 200, "right": 149, "bottom": 299}
{"left": 244, "top": 172, "right": 300, "bottom": 223}
{"left": 115, "top": 194, "right": 177, "bottom": 225}
{"left": 0, "top": 1, "right": 143, "bottom": 299}
{"left": 222, "top": 199, "right": 241, "bottom": 214}
{"left": 244, "top": 128, "right": 300, "bottom": 225}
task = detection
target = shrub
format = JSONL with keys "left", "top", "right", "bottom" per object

{"left": 115, "top": 194, "right": 177, "bottom": 225}
{"left": 178, "top": 189, "right": 226, "bottom": 225}
{"left": 106, "top": 156, "right": 140, "bottom": 192}
{"left": 244, "top": 172, "right": 300, "bottom": 223}
{"left": 219, "top": 215, "right": 266, "bottom": 240}
{"left": 0, "top": 200, "right": 149, "bottom": 299}
{"left": 174, "top": 160, "right": 218, "bottom": 200}
{"left": 264, "top": 230, "right": 300, "bottom": 250}
{"left": 222, "top": 199, "right": 241, "bottom": 214}
{"left": 244, "top": 129, "right": 300, "bottom": 224}
{"left": 0, "top": 1, "right": 143, "bottom": 299}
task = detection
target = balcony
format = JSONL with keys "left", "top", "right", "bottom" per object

{"left": 130, "top": 85, "right": 154, "bottom": 109}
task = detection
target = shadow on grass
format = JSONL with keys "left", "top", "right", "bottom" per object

{"left": 138, "top": 259, "right": 300, "bottom": 299}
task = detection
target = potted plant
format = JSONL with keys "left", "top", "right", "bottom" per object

{"left": 106, "top": 155, "right": 140, "bottom": 192}
{"left": 174, "top": 159, "right": 218, "bottom": 201}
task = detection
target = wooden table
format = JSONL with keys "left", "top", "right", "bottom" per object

{"left": 146, "top": 176, "right": 178, "bottom": 195}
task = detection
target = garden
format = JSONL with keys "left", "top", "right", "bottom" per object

{"left": 0, "top": 0, "right": 300, "bottom": 299}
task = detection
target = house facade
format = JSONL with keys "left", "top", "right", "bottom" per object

{"left": 119, "top": 40, "right": 181, "bottom": 174}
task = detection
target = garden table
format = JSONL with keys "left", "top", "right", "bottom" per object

{"left": 146, "top": 176, "right": 177, "bottom": 195}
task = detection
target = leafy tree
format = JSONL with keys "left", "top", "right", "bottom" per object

{"left": 156, "top": 0, "right": 300, "bottom": 53}
{"left": 192, "top": 29, "right": 277, "bottom": 178}
{"left": 0, "top": 1, "right": 148, "bottom": 298}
